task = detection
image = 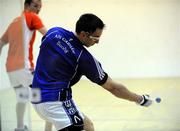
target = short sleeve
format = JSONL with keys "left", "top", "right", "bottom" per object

{"left": 24, "top": 12, "right": 44, "bottom": 30}
{"left": 79, "top": 51, "right": 108, "bottom": 85}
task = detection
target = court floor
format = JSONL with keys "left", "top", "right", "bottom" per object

{"left": 0, "top": 77, "right": 180, "bottom": 131}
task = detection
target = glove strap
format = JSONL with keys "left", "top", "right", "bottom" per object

{"left": 139, "top": 95, "right": 148, "bottom": 106}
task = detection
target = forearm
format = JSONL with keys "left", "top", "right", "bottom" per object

{"left": 108, "top": 82, "right": 142, "bottom": 103}
{"left": 38, "top": 27, "right": 47, "bottom": 36}
{"left": 102, "top": 77, "right": 142, "bottom": 103}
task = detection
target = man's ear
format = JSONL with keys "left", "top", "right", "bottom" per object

{"left": 24, "top": 3, "right": 30, "bottom": 10}
{"left": 80, "top": 31, "right": 87, "bottom": 38}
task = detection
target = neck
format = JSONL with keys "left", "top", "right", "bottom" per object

{"left": 74, "top": 32, "right": 85, "bottom": 46}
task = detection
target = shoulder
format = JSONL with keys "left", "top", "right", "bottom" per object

{"left": 6, "top": 16, "right": 22, "bottom": 31}
{"left": 23, "top": 11, "right": 42, "bottom": 24}
{"left": 9, "top": 16, "right": 21, "bottom": 26}
{"left": 46, "top": 27, "right": 70, "bottom": 37}
{"left": 24, "top": 11, "right": 40, "bottom": 19}
{"left": 23, "top": 11, "right": 44, "bottom": 30}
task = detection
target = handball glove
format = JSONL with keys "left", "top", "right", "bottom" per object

{"left": 138, "top": 95, "right": 152, "bottom": 107}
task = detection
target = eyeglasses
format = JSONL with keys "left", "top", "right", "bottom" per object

{"left": 89, "top": 36, "right": 100, "bottom": 41}
{"left": 86, "top": 32, "right": 100, "bottom": 41}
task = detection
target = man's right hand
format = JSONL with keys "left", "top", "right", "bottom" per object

{"left": 138, "top": 95, "right": 153, "bottom": 107}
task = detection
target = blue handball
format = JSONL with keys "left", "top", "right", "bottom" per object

{"left": 155, "top": 97, "right": 161, "bottom": 103}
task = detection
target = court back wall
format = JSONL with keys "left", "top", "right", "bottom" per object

{"left": 0, "top": 0, "right": 180, "bottom": 89}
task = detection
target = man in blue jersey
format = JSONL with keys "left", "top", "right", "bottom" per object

{"left": 30, "top": 13, "right": 152, "bottom": 131}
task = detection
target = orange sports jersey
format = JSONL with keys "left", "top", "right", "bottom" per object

{"left": 0, "top": 11, "right": 44, "bottom": 72}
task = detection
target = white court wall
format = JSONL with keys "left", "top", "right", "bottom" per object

{"left": 38, "top": 0, "right": 180, "bottom": 78}
{"left": 0, "top": 0, "right": 180, "bottom": 89}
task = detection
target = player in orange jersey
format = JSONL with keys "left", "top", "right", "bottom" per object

{"left": 0, "top": 0, "right": 47, "bottom": 131}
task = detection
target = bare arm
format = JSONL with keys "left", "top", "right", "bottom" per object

{"left": 38, "top": 26, "right": 48, "bottom": 36}
{"left": 0, "top": 39, "right": 6, "bottom": 55}
{"left": 102, "top": 76, "right": 143, "bottom": 103}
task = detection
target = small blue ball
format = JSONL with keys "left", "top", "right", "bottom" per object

{"left": 156, "top": 97, "right": 161, "bottom": 103}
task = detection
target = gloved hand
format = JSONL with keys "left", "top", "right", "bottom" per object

{"left": 138, "top": 95, "right": 153, "bottom": 107}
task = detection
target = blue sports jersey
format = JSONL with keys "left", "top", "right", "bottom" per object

{"left": 32, "top": 27, "right": 108, "bottom": 103}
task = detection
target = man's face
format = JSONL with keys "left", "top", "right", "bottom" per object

{"left": 29, "top": 0, "right": 42, "bottom": 14}
{"left": 83, "top": 28, "right": 103, "bottom": 47}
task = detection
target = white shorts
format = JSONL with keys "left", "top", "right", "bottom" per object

{"left": 8, "top": 68, "right": 33, "bottom": 87}
{"left": 8, "top": 68, "right": 33, "bottom": 102}
{"left": 33, "top": 100, "right": 84, "bottom": 130}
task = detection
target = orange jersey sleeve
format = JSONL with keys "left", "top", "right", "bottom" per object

{"left": 24, "top": 11, "right": 44, "bottom": 30}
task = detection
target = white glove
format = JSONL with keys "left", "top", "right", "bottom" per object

{"left": 138, "top": 95, "right": 152, "bottom": 107}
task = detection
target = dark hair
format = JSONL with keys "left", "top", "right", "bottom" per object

{"left": 75, "top": 13, "right": 105, "bottom": 34}
{"left": 24, "top": 0, "right": 41, "bottom": 5}
{"left": 24, "top": 0, "right": 32, "bottom": 5}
